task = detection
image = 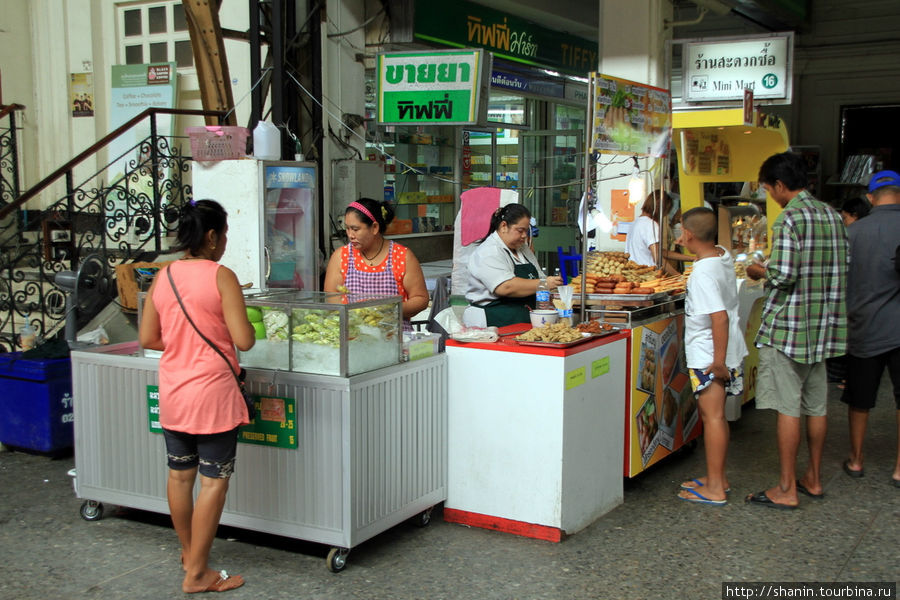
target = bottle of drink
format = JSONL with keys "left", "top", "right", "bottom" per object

{"left": 20, "top": 316, "right": 36, "bottom": 351}
{"left": 536, "top": 272, "right": 552, "bottom": 311}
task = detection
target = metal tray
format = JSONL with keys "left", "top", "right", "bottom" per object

{"left": 514, "top": 332, "right": 599, "bottom": 349}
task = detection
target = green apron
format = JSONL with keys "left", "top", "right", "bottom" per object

{"left": 480, "top": 258, "right": 539, "bottom": 328}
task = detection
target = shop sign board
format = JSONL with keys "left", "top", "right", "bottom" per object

{"left": 682, "top": 33, "right": 792, "bottom": 102}
{"left": 413, "top": 0, "right": 597, "bottom": 77}
{"left": 377, "top": 49, "right": 491, "bottom": 125}
{"left": 589, "top": 73, "right": 671, "bottom": 158}
{"left": 147, "top": 386, "right": 298, "bottom": 449}
{"left": 491, "top": 70, "right": 564, "bottom": 98}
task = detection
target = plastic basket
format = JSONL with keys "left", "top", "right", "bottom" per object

{"left": 186, "top": 126, "right": 249, "bottom": 161}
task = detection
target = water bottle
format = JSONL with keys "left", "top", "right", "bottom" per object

{"left": 536, "top": 273, "right": 552, "bottom": 311}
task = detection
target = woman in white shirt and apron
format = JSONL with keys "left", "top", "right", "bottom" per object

{"left": 465, "top": 204, "right": 563, "bottom": 327}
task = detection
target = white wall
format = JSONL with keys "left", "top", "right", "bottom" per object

{"left": 0, "top": 0, "right": 38, "bottom": 196}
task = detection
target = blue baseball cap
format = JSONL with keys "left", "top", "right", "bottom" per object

{"left": 868, "top": 170, "right": 900, "bottom": 193}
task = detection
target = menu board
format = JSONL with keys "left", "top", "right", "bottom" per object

{"left": 589, "top": 73, "right": 671, "bottom": 158}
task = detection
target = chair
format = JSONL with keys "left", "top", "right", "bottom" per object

{"left": 556, "top": 246, "right": 582, "bottom": 285}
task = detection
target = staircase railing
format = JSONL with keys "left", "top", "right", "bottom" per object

{"left": 0, "top": 107, "right": 227, "bottom": 351}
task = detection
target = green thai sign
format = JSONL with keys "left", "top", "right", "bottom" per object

{"left": 377, "top": 49, "right": 490, "bottom": 125}
{"left": 413, "top": 0, "right": 597, "bottom": 76}
{"left": 147, "top": 386, "right": 298, "bottom": 450}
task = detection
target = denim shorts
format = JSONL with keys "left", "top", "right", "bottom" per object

{"left": 162, "top": 427, "right": 239, "bottom": 479}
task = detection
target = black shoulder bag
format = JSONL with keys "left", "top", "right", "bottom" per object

{"left": 166, "top": 266, "right": 256, "bottom": 421}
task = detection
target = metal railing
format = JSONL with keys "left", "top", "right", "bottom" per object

{"left": 0, "top": 107, "right": 227, "bottom": 351}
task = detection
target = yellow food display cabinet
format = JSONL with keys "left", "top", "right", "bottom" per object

{"left": 672, "top": 108, "right": 790, "bottom": 408}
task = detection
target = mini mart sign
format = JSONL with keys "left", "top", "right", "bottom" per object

{"left": 377, "top": 49, "right": 491, "bottom": 125}
{"left": 683, "top": 33, "right": 792, "bottom": 103}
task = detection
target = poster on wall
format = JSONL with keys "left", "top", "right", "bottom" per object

{"left": 589, "top": 73, "right": 671, "bottom": 158}
{"left": 107, "top": 63, "right": 178, "bottom": 218}
{"left": 678, "top": 129, "right": 731, "bottom": 176}
{"left": 70, "top": 73, "right": 94, "bottom": 118}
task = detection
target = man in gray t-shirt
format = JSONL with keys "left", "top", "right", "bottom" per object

{"left": 840, "top": 170, "right": 900, "bottom": 487}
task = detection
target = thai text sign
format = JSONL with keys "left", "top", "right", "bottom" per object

{"left": 413, "top": 0, "right": 596, "bottom": 76}
{"left": 589, "top": 73, "right": 671, "bottom": 158}
{"left": 683, "top": 34, "right": 792, "bottom": 102}
{"left": 377, "top": 50, "right": 489, "bottom": 125}
{"left": 147, "top": 386, "right": 298, "bottom": 449}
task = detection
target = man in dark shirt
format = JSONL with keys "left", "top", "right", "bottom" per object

{"left": 841, "top": 170, "right": 900, "bottom": 487}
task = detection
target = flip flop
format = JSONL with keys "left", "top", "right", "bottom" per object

{"left": 842, "top": 459, "right": 864, "bottom": 479}
{"left": 796, "top": 480, "right": 824, "bottom": 499}
{"left": 187, "top": 571, "right": 244, "bottom": 594}
{"left": 745, "top": 490, "right": 797, "bottom": 510}
{"left": 680, "top": 478, "right": 731, "bottom": 493}
{"left": 678, "top": 488, "right": 727, "bottom": 505}
{"left": 891, "top": 478, "right": 900, "bottom": 489}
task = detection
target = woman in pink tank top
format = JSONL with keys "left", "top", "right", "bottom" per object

{"left": 139, "top": 199, "right": 254, "bottom": 593}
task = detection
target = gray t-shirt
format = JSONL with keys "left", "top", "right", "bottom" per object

{"left": 846, "top": 204, "right": 900, "bottom": 357}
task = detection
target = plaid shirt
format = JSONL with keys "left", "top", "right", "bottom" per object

{"left": 755, "top": 190, "right": 848, "bottom": 363}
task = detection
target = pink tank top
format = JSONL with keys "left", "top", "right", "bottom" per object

{"left": 152, "top": 260, "right": 247, "bottom": 433}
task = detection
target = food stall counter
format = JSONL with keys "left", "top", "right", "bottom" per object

{"left": 445, "top": 323, "right": 629, "bottom": 541}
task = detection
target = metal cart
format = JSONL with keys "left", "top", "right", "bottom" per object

{"left": 71, "top": 342, "right": 447, "bottom": 571}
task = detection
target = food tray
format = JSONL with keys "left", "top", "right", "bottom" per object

{"left": 514, "top": 332, "right": 599, "bottom": 349}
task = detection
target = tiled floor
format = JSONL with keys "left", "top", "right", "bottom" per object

{"left": 1, "top": 380, "right": 897, "bottom": 599}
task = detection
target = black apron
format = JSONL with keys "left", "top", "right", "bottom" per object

{"left": 480, "top": 251, "right": 539, "bottom": 328}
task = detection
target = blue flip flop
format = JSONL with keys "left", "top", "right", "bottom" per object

{"left": 680, "top": 478, "right": 732, "bottom": 493}
{"left": 678, "top": 488, "right": 727, "bottom": 505}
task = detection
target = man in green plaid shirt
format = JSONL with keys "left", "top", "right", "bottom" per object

{"left": 745, "top": 152, "right": 848, "bottom": 510}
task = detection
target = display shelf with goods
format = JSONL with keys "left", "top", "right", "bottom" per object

{"left": 239, "top": 291, "right": 403, "bottom": 377}
{"left": 466, "top": 128, "right": 520, "bottom": 190}
{"left": 368, "top": 125, "right": 458, "bottom": 234}
{"left": 825, "top": 153, "right": 876, "bottom": 206}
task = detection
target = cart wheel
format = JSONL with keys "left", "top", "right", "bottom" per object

{"left": 326, "top": 547, "right": 349, "bottom": 573}
{"left": 413, "top": 507, "right": 433, "bottom": 527}
{"left": 80, "top": 500, "right": 104, "bottom": 521}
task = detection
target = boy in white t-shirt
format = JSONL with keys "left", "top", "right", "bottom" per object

{"left": 677, "top": 208, "right": 748, "bottom": 505}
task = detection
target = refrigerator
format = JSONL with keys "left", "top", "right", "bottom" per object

{"left": 192, "top": 159, "right": 319, "bottom": 291}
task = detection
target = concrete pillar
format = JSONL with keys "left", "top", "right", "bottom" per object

{"left": 593, "top": 0, "right": 673, "bottom": 251}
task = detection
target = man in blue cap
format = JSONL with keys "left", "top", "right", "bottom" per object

{"left": 841, "top": 170, "right": 900, "bottom": 488}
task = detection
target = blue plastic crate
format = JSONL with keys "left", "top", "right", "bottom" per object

{"left": 0, "top": 352, "right": 73, "bottom": 453}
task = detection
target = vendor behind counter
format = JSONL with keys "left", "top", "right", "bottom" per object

{"left": 464, "top": 204, "right": 563, "bottom": 327}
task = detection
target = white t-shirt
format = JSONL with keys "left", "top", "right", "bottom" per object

{"left": 625, "top": 215, "right": 659, "bottom": 266}
{"left": 684, "top": 247, "right": 748, "bottom": 370}
{"left": 465, "top": 231, "right": 544, "bottom": 304}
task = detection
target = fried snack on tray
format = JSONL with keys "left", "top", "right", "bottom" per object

{"left": 517, "top": 322, "right": 583, "bottom": 343}
{"left": 576, "top": 320, "right": 614, "bottom": 334}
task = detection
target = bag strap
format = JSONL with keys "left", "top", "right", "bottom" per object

{"left": 166, "top": 265, "right": 242, "bottom": 386}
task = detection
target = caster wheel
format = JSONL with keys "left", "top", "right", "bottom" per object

{"left": 326, "top": 547, "right": 349, "bottom": 572}
{"left": 413, "top": 507, "right": 432, "bottom": 527}
{"left": 80, "top": 500, "right": 104, "bottom": 521}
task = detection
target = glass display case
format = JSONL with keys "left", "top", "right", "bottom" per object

{"left": 239, "top": 291, "right": 403, "bottom": 377}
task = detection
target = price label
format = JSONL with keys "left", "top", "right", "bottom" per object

{"left": 592, "top": 356, "right": 610, "bottom": 378}
{"left": 565, "top": 367, "right": 586, "bottom": 390}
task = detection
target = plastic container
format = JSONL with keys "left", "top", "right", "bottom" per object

{"left": 19, "top": 319, "right": 36, "bottom": 351}
{"left": 529, "top": 310, "right": 559, "bottom": 328}
{"left": 403, "top": 332, "right": 443, "bottom": 362}
{"left": 0, "top": 352, "right": 73, "bottom": 453}
{"left": 186, "top": 126, "right": 249, "bottom": 162}
{"left": 253, "top": 120, "right": 281, "bottom": 160}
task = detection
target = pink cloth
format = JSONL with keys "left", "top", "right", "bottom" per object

{"left": 152, "top": 260, "right": 248, "bottom": 434}
{"left": 460, "top": 188, "right": 502, "bottom": 246}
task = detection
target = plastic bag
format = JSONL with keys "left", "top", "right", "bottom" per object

{"left": 77, "top": 326, "right": 109, "bottom": 345}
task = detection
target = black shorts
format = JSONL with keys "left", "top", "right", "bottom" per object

{"left": 840, "top": 348, "right": 900, "bottom": 410}
{"left": 162, "top": 427, "right": 239, "bottom": 479}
